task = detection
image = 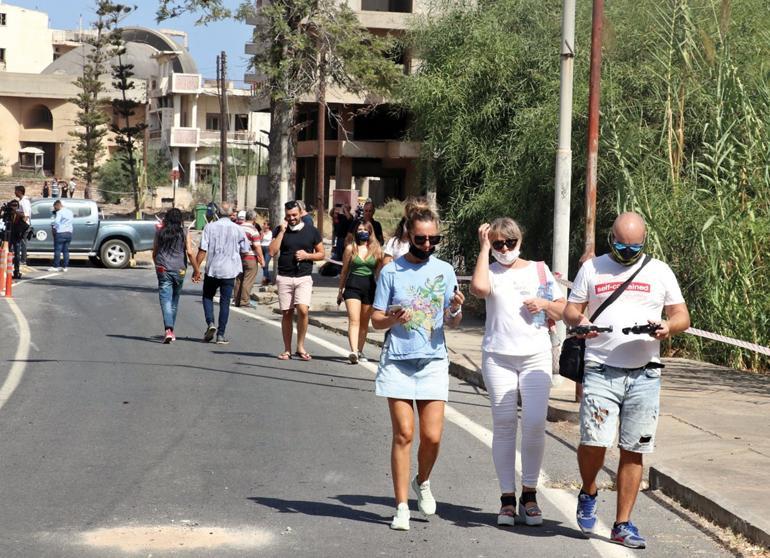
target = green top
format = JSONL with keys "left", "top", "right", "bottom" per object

{"left": 350, "top": 253, "right": 377, "bottom": 277}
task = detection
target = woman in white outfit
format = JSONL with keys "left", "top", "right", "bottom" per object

{"left": 470, "top": 218, "right": 565, "bottom": 526}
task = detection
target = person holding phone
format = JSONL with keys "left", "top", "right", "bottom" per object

{"left": 371, "top": 205, "right": 464, "bottom": 531}
{"left": 337, "top": 220, "right": 384, "bottom": 363}
{"left": 269, "top": 200, "right": 325, "bottom": 361}
{"left": 470, "top": 217, "right": 566, "bottom": 527}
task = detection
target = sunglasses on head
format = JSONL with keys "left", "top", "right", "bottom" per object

{"left": 612, "top": 240, "right": 644, "bottom": 252}
{"left": 284, "top": 200, "right": 299, "bottom": 210}
{"left": 413, "top": 234, "right": 443, "bottom": 246}
{"left": 491, "top": 238, "right": 518, "bottom": 250}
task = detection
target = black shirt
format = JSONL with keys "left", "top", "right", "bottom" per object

{"left": 333, "top": 213, "right": 352, "bottom": 239}
{"left": 349, "top": 218, "right": 384, "bottom": 245}
{"left": 274, "top": 224, "right": 322, "bottom": 277}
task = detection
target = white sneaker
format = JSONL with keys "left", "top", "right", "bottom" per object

{"left": 358, "top": 352, "right": 368, "bottom": 362}
{"left": 47, "top": 266, "right": 61, "bottom": 272}
{"left": 348, "top": 352, "right": 358, "bottom": 364}
{"left": 62, "top": 267, "right": 68, "bottom": 272}
{"left": 411, "top": 476, "right": 437, "bottom": 515}
{"left": 390, "top": 503, "right": 410, "bottom": 530}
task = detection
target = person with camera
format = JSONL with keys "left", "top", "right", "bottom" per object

{"left": 330, "top": 203, "right": 353, "bottom": 264}
{"left": 563, "top": 212, "right": 690, "bottom": 549}
{"left": 370, "top": 205, "right": 464, "bottom": 531}
{"left": 269, "top": 200, "right": 325, "bottom": 361}
{"left": 49, "top": 199, "right": 73, "bottom": 272}
{"left": 193, "top": 202, "right": 249, "bottom": 345}
{"left": 336, "top": 220, "right": 384, "bottom": 363}
{"left": 470, "top": 217, "right": 566, "bottom": 527}
{"left": 2, "top": 199, "right": 29, "bottom": 279}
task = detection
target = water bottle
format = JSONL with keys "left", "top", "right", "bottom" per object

{"left": 532, "top": 280, "right": 553, "bottom": 327}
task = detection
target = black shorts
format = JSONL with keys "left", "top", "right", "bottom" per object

{"left": 343, "top": 274, "right": 376, "bottom": 305}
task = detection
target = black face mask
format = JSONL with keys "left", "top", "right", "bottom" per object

{"left": 408, "top": 243, "right": 435, "bottom": 261}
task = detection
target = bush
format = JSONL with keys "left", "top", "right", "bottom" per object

{"left": 98, "top": 153, "right": 134, "bottom": 203}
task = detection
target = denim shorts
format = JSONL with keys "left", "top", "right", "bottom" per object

{"left": 579, "top": 361, "right": 661, "bottom": 453}
{"left": 375, "top": 349, "right": 449, "bottom": 401}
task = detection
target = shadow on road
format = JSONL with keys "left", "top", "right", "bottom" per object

{"left": 248, "top": 496, "right": 390, "bottom": 526}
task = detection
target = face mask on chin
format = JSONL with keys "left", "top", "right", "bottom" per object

{"left": 492, "top": 248, "right": 520, "bottom": 265}
{"left": 288, "top": 222, "right": 304, "bottom": 232}
{"left": 408, "top": 242, "right": 435, "bottom": 261}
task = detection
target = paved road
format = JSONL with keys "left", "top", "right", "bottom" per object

{"left": 0, "top": 267, "right": 732, "bottom": 557}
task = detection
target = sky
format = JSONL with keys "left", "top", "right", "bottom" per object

{"left": 9, "top": 0, "right": 254, "bottom": 85}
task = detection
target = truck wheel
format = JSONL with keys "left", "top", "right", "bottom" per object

{"left": 88, "top": 256, "right": 103, "bottom": 267}
{"left": 100, "top": 239, "right": 131, "bottom": 269}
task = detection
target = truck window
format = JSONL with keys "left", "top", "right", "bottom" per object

{"left": 74, "top": 205, "right": 93, "bottom": 218}
{"left": 32, "top": 202, "right": 55, "bottom": 218}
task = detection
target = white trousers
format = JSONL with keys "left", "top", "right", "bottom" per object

{"left": 481, "top": 351, "right": 552, "bottom": 493}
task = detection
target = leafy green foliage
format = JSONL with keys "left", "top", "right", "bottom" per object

{"left": 98, "top": 152, "right": 134, "bottom": 204}
{"left": 403, "top": 0, "right": 770, "bottom": 370}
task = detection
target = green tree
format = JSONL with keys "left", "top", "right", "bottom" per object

{"left": 156, "top": 0, "right": 402, "bottom": 225}
{"left": 102, "top": 1, "right": 148, "bottom": 218}
{"left": 69, "top": 3, "right": 113, "bottom": 200}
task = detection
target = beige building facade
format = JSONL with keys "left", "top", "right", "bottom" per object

{"left": 244, "top": 0, "right": 424, "bottom": 208}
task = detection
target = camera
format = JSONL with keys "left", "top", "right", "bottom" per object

{"left": 355, "top": 203, "right": 364, "bottom": 221}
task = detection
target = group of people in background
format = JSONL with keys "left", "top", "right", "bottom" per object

{"left": 41, "top": 177, "right": 77, "bottom": 199}
{"left": 149, "top": 195, "right": 690, "bottom": 549}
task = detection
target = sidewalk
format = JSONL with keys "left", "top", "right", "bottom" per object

{"left": 253, "top": 273, "right": 770, "bottom": 549}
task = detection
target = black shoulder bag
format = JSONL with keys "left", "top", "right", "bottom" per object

{"left": 559, "top": 255, "right": 651, "bottom": 383}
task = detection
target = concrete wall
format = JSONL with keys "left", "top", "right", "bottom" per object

{"left": 0, "top": 3, "right": 53, "bottom": 73}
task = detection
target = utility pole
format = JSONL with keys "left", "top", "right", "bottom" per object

{"left": 218, "top": 51, "right": 229, "bottom": 204}
{"left": 582, "top": 0, "right": 605, "bottom": 263}
{"left": 316, "top": 49, "right": 327, "bottom": 238}
{"left": 552, "top": 0, "right": 576, "bottom": 284}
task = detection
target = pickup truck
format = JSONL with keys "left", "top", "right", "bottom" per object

{"left": 26, "top": 199, "right": 157, "bottom": 269}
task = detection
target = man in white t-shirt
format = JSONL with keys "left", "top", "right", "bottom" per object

{"left": 15, "top": 185, "right": 31, "bottom": 265}
{"left": 564, "top": 212, "right": 690, "bottom": 549}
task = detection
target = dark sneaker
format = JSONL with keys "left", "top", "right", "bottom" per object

{"left": 204, "top": 324, "right": 216, "bottom": 342}
{"left": 576, "top": 491, "right": 598, "bottom": 535}
{"left": 611, "top": 521, "right": 646, "bottom": 548}
{"left": 215, "top": 334, "right": 230, "bottom": 345}
{"left": 163, "top": 328, "right": 173, "bottom": 344}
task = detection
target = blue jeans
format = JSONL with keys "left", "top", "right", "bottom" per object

{"left": 262, "top": 250, "right": 271, "bottom": 280}
{"left": 202, "top": 275, "right": 235, "bottom": 336}
{"left": 53, "top": 232, "right": 72, "bottom": 268}
{"left": 157, "top": 270, "right": 185, "bottom": 329}
{"left": 579, "top": 361, "right": 661, "bottom": 454}
{"left": 11, "top": 240, "right": 22, "bottom": 276}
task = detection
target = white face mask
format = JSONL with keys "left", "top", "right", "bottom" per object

{"left": 492, "top": 248, "right": 520, "bottom": 265}
{"left": 289, "top": 222, "right": 305, "bottom": 232}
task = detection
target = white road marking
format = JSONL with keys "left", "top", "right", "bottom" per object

{"left": 0, "top": 297, "right": 30, "bottom": 411}
{"left": 12, "top": 271, "right": 65, "bottom": 286}
{"left": 229, "top": 306, "right": 634, "bottom": 557}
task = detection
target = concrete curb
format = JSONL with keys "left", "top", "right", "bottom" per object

{"left": 649, "top": 464, "right": 770, "bottom": 549}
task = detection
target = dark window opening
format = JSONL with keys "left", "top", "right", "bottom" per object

{"left": 234, "top": 114, "right": 249, "bottom": 131}
{"left": 23, "top": 105, "right": 53, "bottom": 130}
{"left": 361, "top": 0, "right": 412, "bottom": 12}
{"left": 206, "top": 113, "right": 220, "bottom": 131}
{"left": 353, "top": 106, "right": 408, "bottom": 141}
{"left": 296, "top": 107, "right": 339, "bottom": 141}
{"left": 0, "top": 13, "right": 6, "bottom": 26}
{"left": 0, "top": 48, "right": 6, "bottom": 63}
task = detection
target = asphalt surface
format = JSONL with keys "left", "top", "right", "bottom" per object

{"left": 0, "top": 266, "right": 733, "bottom": 557}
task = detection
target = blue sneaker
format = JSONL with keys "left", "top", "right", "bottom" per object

{"left": 576, "top": 491, "right": 598, "bottom": 534}
{"left": 611, "top": 521, "right": 646, "bottom": 548}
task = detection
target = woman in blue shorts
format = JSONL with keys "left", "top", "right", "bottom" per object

{"left": 371, "top": 205, "right": 465, "bottom": 531}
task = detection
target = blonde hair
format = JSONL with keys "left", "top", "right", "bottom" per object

{"left": 488, "top": 217, "right": 523, "bottom": 242}
{"left": 406, "top": 205, "right": 439, "bottom": 234}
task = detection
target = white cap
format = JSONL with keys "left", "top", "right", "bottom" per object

{"left": 237, "top": 210, "right": 246, "bottom": 220}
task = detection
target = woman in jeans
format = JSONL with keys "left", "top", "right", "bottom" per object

{"left": 371, "top": 205, "right": 465, "bottom": 531}
{"left": 152, "top": 208, "right": 198, "bottom": 343}
{"left": 336, "top": 220, "right": 384, "bottom": 363}
{"left": 470, "top": 217, "right": 565, "bottom": 526}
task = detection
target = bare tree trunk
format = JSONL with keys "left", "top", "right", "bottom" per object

{"left": 268, "top": 98, "right": 295, "bottom": 227}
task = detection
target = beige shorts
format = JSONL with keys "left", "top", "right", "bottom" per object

{"left": 276, "top": 275, "right": 313, "bottom": 310}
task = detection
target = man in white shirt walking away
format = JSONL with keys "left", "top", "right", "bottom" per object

{"left": 15, "top": 185, "right": 31, "bottom": 265}
{"left": 564, "top": 212, "right": 690, "bottom": 549}
{"left": 193, "top": 202, "right": 248, "bottom": 344}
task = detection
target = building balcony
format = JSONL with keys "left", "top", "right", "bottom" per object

{"left": 171, "top": 73, "right": 201, "bottom": 94}
{"left": 296, "top": 139, "right": 420, "bottom": 159}
{"left": 199, "top": 130, "right": 257, "bottom": 146}
{"left": 168, "top": 127, "right": 200, "bottom": 148}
